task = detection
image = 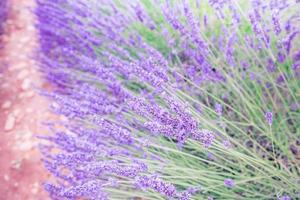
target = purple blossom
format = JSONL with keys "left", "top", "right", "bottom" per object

{"left": 207, "top": 152, "right": 216, "bottom": 160}
{"left": 270, "top": 0, "right": 289, "bottom": 10}
{"left": 224, "top": 178, "right": 235, "bottom": 187}
{"left": 78, "top": 160, "right": 148, "bottom": 178}
{"left": 267, "top": 58, "right": 276, "bottom": 72}
{"left": 135, "top": 175, "right": 177, "bottom": 198}
{"left": 249, "top": 11, "right": 262, "bottom": 36}
{"left": 191, "top": 130, "right": 215, "bottom": 147}
{"left": 223, "top": 140, "right": 232, "bottom": 149}
{"left": 265, "top": 111, "right": 273, "bottom": 125}
{"left": 215, "top": 103, "right": 223, "bottom": 117}
{"left": 277, "top": 52, "right": 286, "bottom": 63}
{"left": 204, "top": 15, "right": 208, "bottom": 26}
{"left": 44, "top": 181, "right": 108, "bottom": 200}
{"left": 209, "top": 0, "right": 230, "bottom": 10}
{"left": 178, "top": 187, "right": 200, "bottom": 200}
{"left": 277, "top": 74, "right": 285, "bottom": 84}
{"left": 229, "top": 4, "right": 240, "bottom": 24}
{"left": 183, "top": 0, "right": 200, "bottom": 38}
{"left": 293, "top": 50, "right": 300, "bottom": 76}
{"left": 128, "top": 96, "right": 200, "bottom": 144}
{"left": 283, "top": 31, "right": 300, "bottom": 53}
{"left": 161, "top": 3, "right": 185, "bottom": 34}
{"left": 272, "top": 10, "right": 281, "bottom": 35}
{"left": 226, "top": 33, "right": 237, "bottom": 66}
{"left": 136, "top": 175, "right": 199, "bottom": 199}
{"left": 279, "top": 195, "right": 291, "bottom": 200}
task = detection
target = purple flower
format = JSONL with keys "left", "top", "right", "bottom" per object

{"left": 277, "top": 52, "right": 286, "bottom": 63}
{"left": 267, "top": 58, "right": 276, "bottom": 72}
{"left": 192, "top": 130, "right": 215, "bottom": 147}
{"left": 279, "top": 195, "right": 291, "bottom": 200}
{"left": 224, "top": 178, "right": 235, "bottom": 187}
{"left": 128, "top": 96, "right": 201, "bottom": 145}
{"left": 207, "top": 152, "right": 216, "bottom": 160}
{"left": 272, "top": 10, "right": 281, "bottom": 35}
{"left": 249, "top": 11, "right": 262, "bottom": 36}
{"left": 265, "top": 111, "right": 273, "bottom": 125}
{"left": 44, "top": 181, "right": 108, "bottom": 200}
{"left": 293, "top": 50, "right": 300, "bottom": 77}
{"left": 178, "top": 187, "right": 200, "bottom": 200}
{"left": 209, "top": 0, "right": 229, "bottom": 10}
{"left": 223, "top": 140, "right": 232, "bottom": 149}
{"left": 135, "top": 175, "right": 177, "bottom": 198}
{"left": 215, "top": 103, "right": 223, "bottom": 117}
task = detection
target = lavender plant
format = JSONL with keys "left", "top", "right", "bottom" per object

{"left": 0, "top": 0, "right": 8, "bottom": 69}
{"left": 0, "top": 0, "right": 8, "bottom": 41}
{"left": 36, "top": 0, "right": 300, "bottom": 199}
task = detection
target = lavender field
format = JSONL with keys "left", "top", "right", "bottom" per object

{"left": 34, "top": 0, "right": 300, "bottom": 199}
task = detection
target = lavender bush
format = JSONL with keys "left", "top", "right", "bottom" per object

{"left": 36, "top": 0, "right": 300, "bottom": 199}
{"left": 0, "top": 0, "right": 8, "bottom": 68}
{"left": 0, "top": 0, "right": 8, "bottom": 40}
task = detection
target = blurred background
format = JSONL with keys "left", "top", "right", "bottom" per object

{"left": 0, "top": 0, "right": 50, "bottom": 199}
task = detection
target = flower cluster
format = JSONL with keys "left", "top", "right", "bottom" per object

{"left": 36, "top": 0, "right": 300, "bottom": 199}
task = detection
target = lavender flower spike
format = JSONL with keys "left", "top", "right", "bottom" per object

{"left": 215, "top": 103, "right": 222, "bottom": 117}
{"left": 279, "top": 195, "right": 291, "bottom": 200}
{"left": 224, "top": 178, "right": 235, "bottom": 188}
{"left": 265, "top": 111, "right": 273, "bottom": 125}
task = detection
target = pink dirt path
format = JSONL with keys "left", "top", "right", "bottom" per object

{"left": 0, "top": 0, "right": 52, "bottom": 199}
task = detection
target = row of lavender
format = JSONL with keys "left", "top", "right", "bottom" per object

{"left": 0, "top": 0, "right": 8, "bottom": 75}
{"left": 36, "top": 0, "right": 300, "bottom": 199}
{"left": 0, "top": 0, "right": 8, "bottom": 32}
{"left": 0, "top": 0, "right": 8, "bottom": 49}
